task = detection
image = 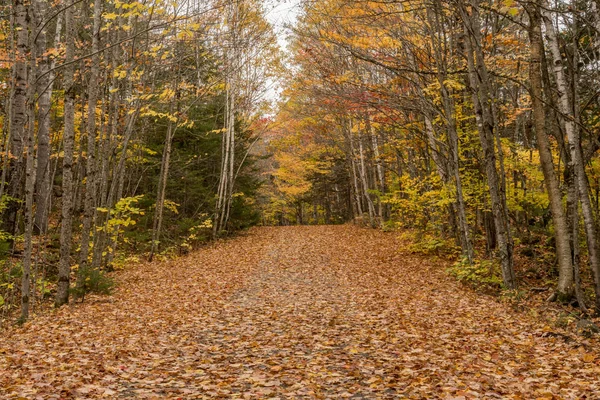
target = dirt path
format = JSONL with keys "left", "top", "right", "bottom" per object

{"left": 1, "top": 226, "right": 599, "bottom": 398}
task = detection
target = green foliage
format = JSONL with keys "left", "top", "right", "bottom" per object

{"left": 447, "top": 258, "right": 503, "bottom": 288}
{"left": 0, "top": 261, "right": 21, "bottom": 311}
{"left": 132, "top": 96, "right": 263, "bottom": 248}
{"left": 36, "top": 278, "right": 53, "bottom": 299}
{"left": 180, "top": 216, "right": 213, "bottom": 252}
{"left": 96, "top": 195, "right": 145, "bottom": 259}
{"left": 400, "top": 231, "right": 459, "bottom": 257}
{"left": 383, "top": 173, "right": 455, "bottom": 233}
{"left": 71, "top": 267, "right": 115, "bottom": 301}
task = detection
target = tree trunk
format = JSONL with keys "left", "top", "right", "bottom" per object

{"left": 367, "top": 116, "right": 385, "bottom": 220}
{"left": 461, "top": 0, "right": 515, "bottom": 289}
{"left": 33, "top": 1, "right": 61, "bottom": 234}
{"left": 20, "top": 3, "right": 35, "bottom": 321}
{"left": 356, "top": 124, "right": 376, "bottom": 226}
{"left": 4, "top": 0, "right": 29, "bottom": 236}
{"left": 427, "top": 2, "right": 474, "bottom": 263}
{"left": 78, "top": 0, "right": 103, "bottom": 272}
{"left": 345, "top": 121, "right": 364, "bottom": 219}
{"left": 55, "top": 4, "right": 76, "bottom": 307}
{"left": 542, "top": 5, "right": 600, "bottom": 309}
{"left": 526, "top": 4, "right": 574, "bottom": 299}
{"left": 214, "top": 83, "right": 235, "bottom": 236}
{"left": 150, "top": 107, "right": 176, "bottom": 261}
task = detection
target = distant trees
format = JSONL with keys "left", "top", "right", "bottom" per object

{"left": 214, "top": 0, "right": 280, "bottom": 236}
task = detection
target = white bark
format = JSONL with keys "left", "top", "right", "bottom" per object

{"left": 543, "top": 6, "right": 600, "bottom": 305}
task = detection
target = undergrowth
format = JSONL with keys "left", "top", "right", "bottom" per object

{"left": 447, "top": 257, "right": 503, "bottom": 289}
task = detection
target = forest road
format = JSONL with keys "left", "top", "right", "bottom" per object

{"left": 1, "top": 225, "right": 599, "bottom": 398}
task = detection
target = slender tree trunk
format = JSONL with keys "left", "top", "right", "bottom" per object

{"left": 224, "top": 88, "right": 236, "bottom": 228}
{"left": 33, "top": 1, "right": 61, "bottom": 234}
{"left": 444, "top": 92, "right": 473, "bottom": 263}
{"left": 424, "top": 114, "right": 448, "bottom": 183}
{"left": 0, "top": 11, "right": 15, "bottom": 203}
{"left": 427, "top": 2, "right": 474, "bottom": 263}
{"left": 91, "top": 86, "right": 110, "bottom": 271}
{"left": 367, "top": 116, "right": 385, "bottom": 220}
{"left": 345, "top": 121, "right": 364, "bottom": 218}
{"left": 78, "top": 0, "right": 103, "bottom": 272}
{"left": 214, "top": 84, "right": 234, "bottom": 237}
{"left": 55, "top": 4, "right": 76, "bottom": 307}
{"left": 356, "top": 123, "right": 376, "bottom": 226}
{"left": 4, "top": 0, "right": 29, "bottom": 236}
{"left": 214, "top": 0, "right": 239, "bottom": 236}
{"left": 461, "top": 1, "right": 515, "bottom": 288}
{"left": 566, "top": 163, "right": 587, "bottom": 311}
{"left": 20, "top": 4, "right": 35, "bottom": 321}
{"left": 150, "top": 106, "right": 176, "bottom": 261}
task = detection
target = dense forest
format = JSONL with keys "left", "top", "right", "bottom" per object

{"left": 0, "top": 0, "right": 280, "bottom": 322}
{"left": 1, "top": 0, "right": 600, "bottom": 322}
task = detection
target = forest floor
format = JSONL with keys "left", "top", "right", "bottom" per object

{"left": 1, "top": 225, "right": 600, "bottom": 399}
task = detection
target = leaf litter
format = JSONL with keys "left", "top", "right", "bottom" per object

{"left": 1, "top": 225, "right": 599, "bottom": 398}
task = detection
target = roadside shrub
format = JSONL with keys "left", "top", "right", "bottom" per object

{"left": 71, "top": 267, "right": 115, "bottom": 301}
{"left": 400, "top": 231, "right": 459, "bottom": 257}
{"left": 447, "top": 257, "right": 503, "bottom": 289}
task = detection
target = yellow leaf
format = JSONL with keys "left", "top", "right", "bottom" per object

{"left": 583, "top": 353, "right": 595, "bottom": 363}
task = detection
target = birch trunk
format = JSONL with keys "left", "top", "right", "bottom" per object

{"left": 214, "top": 1, "right": 239, "bottom": 236}
{"left": 214, "top": 85, "right": 234, "bottom": 236}
{"left": 345, "top": 121, "right": 364, "bottom": 218}
{"left": 55, "top": 4, "right": 76, "bottom": 307}
{"left": 357, "top": 126, "right": 376, "bottom": 226}
{"left": 367, "top": 116, "right": 385, "bottom": 220}
{"left": 527, "top": 4, "right": 574, "bottom": 298}
{"left": 542, "top": 6, "right": 600, "bottom": 308}
{"left": 223, "top": 88, "right": 236, "bottom": 229}
{"left": 149, "top": 108, "right": 176, "bottom": 261}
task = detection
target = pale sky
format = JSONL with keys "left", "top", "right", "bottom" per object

{"left": 265, "top": 0, "right": 301, "bottom": 51}
{"left": 262, "top": 0, "right": 301, "bottom": 103}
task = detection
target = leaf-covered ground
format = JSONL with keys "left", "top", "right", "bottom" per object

{"left": 1, "top": 226, "right": 599, "bottom": 399}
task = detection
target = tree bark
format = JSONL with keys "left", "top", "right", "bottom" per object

{"left": 4, "top": 0, "right": 29, "bottom": 236}
{"left": 542, "top": 4, "right": 600, "bottom": 309}
{"left": 150, "top": 102, "right": 176, "bottom": 261}
{"left": 78, "top": 0, "right": 103, "bottom": 272}
{"left": 461, "top": 0, "right": 515, "bottom": 289}
{"left": 20, "top": 2, "right": 35, "bottom": 321}
{"left": 33, "top": 1, "right": 61, "bottom": 234}
{"left": 526, "top": 4, "right": 574, "bottom": 299}
{"left": 356, "top": 122, "right": 376, "bottom": 226}
{"left": 55, "top": 4, "right": 76, "bottom": 307}
{"left": 427, "top": 2, "right": 474, "bottom": 263}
